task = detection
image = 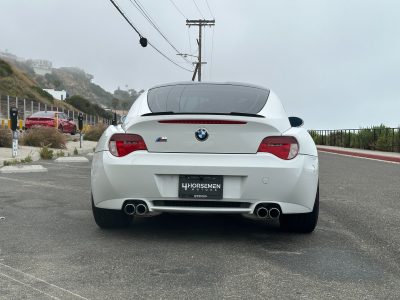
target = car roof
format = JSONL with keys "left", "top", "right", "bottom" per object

{"left": 149, "top": 81, "right": 270, "bottom": 92}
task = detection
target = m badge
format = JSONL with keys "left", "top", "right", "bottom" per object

{"left": 155, "top": 137, "right": 167, "bottom": 142}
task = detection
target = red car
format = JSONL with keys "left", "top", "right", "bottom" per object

{"left": 25, "top": 111, "right": 77, "bottom": 135}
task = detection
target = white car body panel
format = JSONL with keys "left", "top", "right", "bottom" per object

{"left": 91, "top": 82, "right": 318, "bottom": 217}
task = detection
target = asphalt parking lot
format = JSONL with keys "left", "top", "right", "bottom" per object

{"left": 0, "top": 152, "right": 399, "bottom": 299}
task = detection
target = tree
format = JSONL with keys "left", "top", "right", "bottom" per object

{"left": 66, "top": 95, "right": 97, "bottom": 116}
{"left": 111, "top": 98, "right": 119, "bottom": 111}
{"left": 121, "top": 100, "right": 129, "bottom": 114}
{"left": 86, "top": 73, "right": 94, "bottom": 82}
{"left": 125, "top": 84, "right": 128, "bottom": 90}
{"left": 114, "top": 89, "right": 130, "bottom": 99}
{"left": 54, "top": 80, "right": 61, "bottom": 88}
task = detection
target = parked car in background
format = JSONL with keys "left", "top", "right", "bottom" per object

{"left": 25, "top": 111, "right": 77, "bottom": 135}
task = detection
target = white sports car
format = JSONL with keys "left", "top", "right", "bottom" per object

{"left": 91, "top": 82, "right": 319, "bottom": 232}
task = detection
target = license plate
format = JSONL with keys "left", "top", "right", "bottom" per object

{"left": 179, "top": 175, "right": 223, "bottom": 199}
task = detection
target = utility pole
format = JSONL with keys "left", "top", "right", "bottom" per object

{"left": 185, "top": 19, "right": 215, "bottom": 82}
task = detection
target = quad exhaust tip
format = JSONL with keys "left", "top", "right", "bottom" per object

{"left": 136, "top": 203, "right": 148, "bottom": 215}
{"left": 256, "top": 207, "right": 269, "bottom": 219}
{"left": 124, "top": 204, "right": 135, "bottom": 215}
{"left": 268, "top": 207, "right": 280, "bottom": 219}
{"left": 255, "top": 205, "right": 281, "bottom": 219}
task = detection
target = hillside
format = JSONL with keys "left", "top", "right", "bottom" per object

{"left": 0, "top": 59, "right": 77, "bottom": 111}
{"left": 32, "top": 67, "right": 115, "bottom": 107}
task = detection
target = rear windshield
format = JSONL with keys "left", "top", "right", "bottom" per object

{"left": 147, "top": 84, "right": 269, "bottom": 114}
{"left": 31, "top": 112, "right": 55, "bottom": 117}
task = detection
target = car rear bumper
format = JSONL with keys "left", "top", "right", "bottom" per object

{"left": 25, "top": 123, "right": 55, "bottom": 129}
{"left": 91, "top": 151, "right": 319, "bottom": 214}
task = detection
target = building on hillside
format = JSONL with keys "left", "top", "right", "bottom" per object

{"left": 44, "top": 89, "right": 67, "bottom": 101}
{"left": 0, "top": 51, "right": 25, "bottom": 62}
{"left": 99, "top": 104, "right": 112, "bottom": 111}
{"left": 31, "top": 59, "right": 52, "bottom": 75}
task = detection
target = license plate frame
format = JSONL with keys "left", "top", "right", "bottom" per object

{"left": 178, "top": 175, "right": 223, "bottom": 199}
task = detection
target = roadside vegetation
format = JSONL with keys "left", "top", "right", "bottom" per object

{"left": 83, "top": 124, "right": 108, "bottom": 141}
{"left": 310, "top": 124, "right": 400, "bottom": 152}
{"left": 39, "top": 146, "right": 54, "bottom": 159}
{"left": 0, "top": 126, "right": 12, "bottom": 147}
{"left": 66, "top": 95, "right": 113, "bottom": 120}
{"left": 3, "top": 156, "right": 32, "bottom": 166}
{"left": 20, "top": 126, "right": 67, "bottom": 149}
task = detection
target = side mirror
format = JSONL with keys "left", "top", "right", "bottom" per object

{"left": 288, "top": 117, "right": 304, "bottom": 127}
{"left": 121, "top": 115, "right": 127, "bottom": 123}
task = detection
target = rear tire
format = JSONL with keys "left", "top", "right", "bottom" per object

{"left": 279, "top": 184, "right": 319, "bottom": 233}
{"left": 71, "top": 125, "right": 77, "bottom": 135}
{"left": 92, "top": 195, "right": 133, "bottom": 228}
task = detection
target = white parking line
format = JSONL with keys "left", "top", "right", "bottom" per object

{"left": 0, "top": 263, "right": 88, "bottom": 300}
{"left": 0, "top": 272, "right": 59, "bottom": 300}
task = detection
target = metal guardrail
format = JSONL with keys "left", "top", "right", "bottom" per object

{"left": 0, "top": 94, "right": 110, "bottom": 130}
{"left": 309, "top": 128, "right": 400, "bottom": 153}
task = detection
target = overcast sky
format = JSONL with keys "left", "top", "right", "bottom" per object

{"left": 1, "top": 0, "right": 399, "bottom": 129}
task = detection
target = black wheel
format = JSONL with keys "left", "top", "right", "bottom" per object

{"left": 58, "top": 125, "right": 63, "bottom": 133}
{"left": 71, "top": 125, "right": 77, "bottom": 135}
{"left": 92, "top": 194, "right": 133, "bottom": 228}
{"left": 279, "top": 184, "right": 319, "bottom": 233}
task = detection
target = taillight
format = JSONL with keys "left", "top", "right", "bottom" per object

{"left": 257, "top": 136, "right": 299, "bottom": 160}
{"left": 109, "top": 134, "right": 147, "bottom": 157}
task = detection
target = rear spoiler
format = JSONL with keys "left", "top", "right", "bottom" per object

{"left": 141, "top": 112, "right": 265, "bottom": 118}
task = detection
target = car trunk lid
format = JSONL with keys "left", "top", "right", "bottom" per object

{"left": 124, "top": 115, "right": 282, "bottom": 154}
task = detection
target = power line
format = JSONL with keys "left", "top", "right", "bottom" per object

{"left": 170, "top": 0, "right": 188, "bottom": 19}
{"left": 192, "top": 0, "right": 205, "bottom": 19}
{"left": 206, "top": 0, "right": 215, "bottom": 19}
{"left": 128, "top": 0, "right": 193, "bottom": 68}
{"left": 109, "top": 0, "right": 193, "bottom": 72}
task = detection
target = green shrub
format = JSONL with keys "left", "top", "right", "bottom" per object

{"left": 0, "top": 126, "right": 13, "bottom": 148}
{"left": 0, "top": 59, "right": 13, "bottom": 77}
{"left": 24, "top": 156, "right": 33, "bottom": 163}
{"left": 56, "top": 150, "right": 65, "bottom": 157}
{"left": 20, "top": 126, "right": 67, "bottom": 149}
{"left": 73, "top": 147, "right": 78, "bottom": 155}
{"left": 3, "top": 159, "right": 19, "bottom": 166}
{"left": 39, "top": 146, "right": 54, "bottom": 159}
{"left": 83, "top": 124, "right": 108, "bottom": 141}
{"left": 31, "top": 86, "right": 54, "bottom": 103}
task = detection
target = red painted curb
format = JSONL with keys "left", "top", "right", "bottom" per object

{"left": 317, "top": 148, "right": 400, "bottom": 163}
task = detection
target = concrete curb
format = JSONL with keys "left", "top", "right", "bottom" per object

{"left": 0, "top": 165, "right": 47, "bottom": 173}
{"left": 317, "top": 147, "right": 400, "bottom": 163}
{"left": 0, "top": 146, "right": 94, "bottom": 166}
{"left": 55, "top": 157, "right": 89, "bottom": 163}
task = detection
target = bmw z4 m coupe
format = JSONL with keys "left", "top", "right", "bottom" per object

{"left": 91, "top": 82, "right": 319, "bottom": 232}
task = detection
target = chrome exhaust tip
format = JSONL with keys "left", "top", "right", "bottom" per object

{"left": 124, "top": 204, "right": 136, "bottom": 215}
{"left": 256, "top": 206, "right": 269, "bottom": 219}
{"left": 268, "top": 207, "right": 280, "bottom": 219}
{"left": 136, "top": 203, "right": 148, "bottom": 215}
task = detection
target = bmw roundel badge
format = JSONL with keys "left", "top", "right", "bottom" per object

{"left": 195, "top": 127, "right": 209, "bottom": 142}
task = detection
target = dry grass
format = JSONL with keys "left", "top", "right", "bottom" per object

{"left": 83, "top": 124, "right": 108, "bottom": 141}
{"left": 0, "top": 126, "right": 13, "bottom": 148}
{"left": 20, "top": 126, "right": 67, "bottom": 149}
{"left": 0, "top": 59, "right": 80, "bottom": 111}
